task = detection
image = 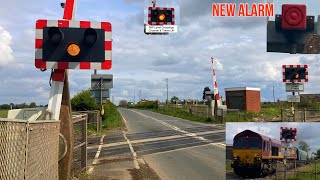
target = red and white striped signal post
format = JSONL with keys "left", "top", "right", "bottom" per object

{"left": 35, "top": 0, "right": 112, "bottom": 178}
{"left": 280, "top": 127, "right": 297, "bottom": 179}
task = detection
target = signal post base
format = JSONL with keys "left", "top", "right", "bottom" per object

{"left": 58, "top": 71, "right": 74, "bottom": 180}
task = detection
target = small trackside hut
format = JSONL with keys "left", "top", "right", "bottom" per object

{"left": 225, "top": 87, "right": 261, "bottom": 112}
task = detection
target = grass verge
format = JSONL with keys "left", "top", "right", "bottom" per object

{"left": 226, "top": 160, "right": 233, "bottom": 173}
{"left": 0, "top": 110, "right": 8, "bottom": 118}
{"left": 287, "top": 161, "right": 320, "bottom": 180}
{"left": 150, "top": 106, "right": 218, "bottom": 123}
{"left": 102, "top": 100, "right": 123, "bottom": 130}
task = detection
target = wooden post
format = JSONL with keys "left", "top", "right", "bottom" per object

{"left": 58, "top": 72, "right": 74, "bottom": 179}
{"left": 284, "top": 157, "right": 287, "bottom": 180}
{"left": 59, "top": 0, "right": 77, "bottom": 179}
{"left": 304, "top": 108, "right": 306, "bottom": 122}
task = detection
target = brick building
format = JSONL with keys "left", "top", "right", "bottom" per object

{"left": 225, "top": 87, "right": 261, "bottom": 112}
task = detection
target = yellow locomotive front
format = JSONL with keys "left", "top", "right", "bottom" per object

{"left": 231, "top": 129, "right": 282, "bottom": 177}
{"left": 232, "top": 136, "right": 263, "bottom": 176}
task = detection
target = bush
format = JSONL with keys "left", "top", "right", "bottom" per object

{"left": 102, "top": 100, "right": 123, "bottom": 129}
{"left": 133, "top": 101, "right": 159, "bottom": 109}
{"left": 71, "top": 90, "right": 99, "bottom": 111}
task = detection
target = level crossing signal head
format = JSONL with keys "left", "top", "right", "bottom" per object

{"left": 280, "top": 127, "right": 297, "bottom": 141}
{"left": 282, "top": 65, "right": 308, "bottom": 82}
{"left": 35, "top": 19, "right": 112, "bottom": 70}
{"left": 148, "top": 7, "right": 175, "bottom": 25}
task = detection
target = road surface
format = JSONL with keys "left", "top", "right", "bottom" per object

{"left": 87, "top": 108, "right": 226, "bottom": 180}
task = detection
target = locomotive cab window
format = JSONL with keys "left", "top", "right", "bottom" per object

{"left": 248, "top": 138, "right": 261, "bottom": 149}
{"left": 234, "top": 138, "right": 261, "bottom": 149}
{"left": 234, "top": 138, "right": 247, "bottom": 149}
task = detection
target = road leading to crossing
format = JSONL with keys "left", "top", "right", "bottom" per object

{"left": 87, "top": 108, "right": 226, "bottom": 180}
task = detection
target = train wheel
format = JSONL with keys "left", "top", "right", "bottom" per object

{"left": 234, "top": 167, "right": 241, "bottom": 176}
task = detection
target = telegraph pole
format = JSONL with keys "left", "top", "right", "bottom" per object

{"left": 166, "top": 78, "right": 168, "bottom": 104}
{"left": 134, "top": 93, "right": 135, "bottom": 104}
{"left": 139, "top": 90, "right": 142, "bottom": 101}
{"left": 273, "top": 86, "right": 275, "bottom": 103}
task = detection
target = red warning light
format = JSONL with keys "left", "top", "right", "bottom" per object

{"left": 281, "top": 4, "right": 306, "bottom": 30}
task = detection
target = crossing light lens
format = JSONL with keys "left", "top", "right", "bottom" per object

{"left": 48, "top": 27, "right": 63, "bottom": 44}
{"left": 84, "top": 28, "right": 98, "bottom": 47}
{"left": 159, "top": 14, "right": 165, "bottom": 21}
{"left": 295, "top": 73, "right": 299, "bottom": 79}
{"left": 67, "top": 43, "right": 80, "bottom": 56}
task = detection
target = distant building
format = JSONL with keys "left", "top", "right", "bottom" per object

{"left": 138, "top": 99, "right": 148, "bottom": 103}
{"left": 225, "top": 87, "right": 261, "bottom": 112}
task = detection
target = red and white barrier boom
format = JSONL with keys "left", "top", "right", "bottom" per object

{"left": 211, "top": 57, "right": 222, "bottom": 109}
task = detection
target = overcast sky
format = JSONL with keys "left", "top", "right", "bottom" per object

{"left": 226, "top": 122, "right": 320, "bottom": 153}
{"left": 0, "top": 0, "right": 320, "bottom": 105}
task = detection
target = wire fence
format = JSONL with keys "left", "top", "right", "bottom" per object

{"left": 161, "top": 104, "right": 240, "bottom": 123}
{"left": 281, "top": 109, "right": 320, "bottom": 122}
{"left": 0, "top": 119, "right": 60, "bottom": 180}
{"left": 71, "top": 113, "right": 87, "bottom": 177}
{"left": 274, "top": 160, "right": 319, "bottom": 179}
{"left": 73, "top": 111, "right": 100, "bottom": 132}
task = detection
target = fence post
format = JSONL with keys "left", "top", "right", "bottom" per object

{"left": 275, "top": 162, "right": 277, "bottom": 179}
{"left": 304, "top": 108, "right": 306, "bottom": 122}
{"left": 206, "top": 108, "right": 208, "bottom": 117}
{"left": 316, "top": 161, "right": 317, "bottom": 180}
{"left": 281, "top": 109, "right": 283, "bottom": 122}
{"left": 82, "top": 114, "right": 87, "bottom": 171}
{"left": 96, "top": 111, "right": 99, "bottom": 132}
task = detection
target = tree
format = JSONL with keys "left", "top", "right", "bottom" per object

{"left": 315, "top": 149, "right": 320, "bottom": 159}
{"left": 202, "top": 87, "right": 211, "bottom": 100}
{"left": 299, "top": 141, "right": 311, "bottom": 159}
{"left": 71, "top": 90, "right": 99, "bottom": 111}
{"left": 119, "top": 100, "right": 128, "bottom": 107}
{"left": 0, "top": 104, "right": 10, "bottom": 110}
{"left": 299, "top": 141, "right": 311, "bottom": 153}
{"left": 29, "top": 102, "right": 37, "bottom": 108}
{"left": 171, "top": 96, "right": 179, "bottom": 103}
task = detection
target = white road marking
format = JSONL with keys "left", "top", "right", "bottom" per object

{"left": 121, "top": 114, "right": 128, "bottom": 129}
{"left": 128, "top": 109, "right": 226, "bottom": 149}
{"left": 123, "top": 129, "right": 140, "bottom": 169}
{"left": 87, "top": 134, "right": 106, "bottom": 174}
{"left": 87, "top": 130, "right": 225, "bottom": 150}
{"left": 144, "top": 142, "right": 225, "bottom": 156}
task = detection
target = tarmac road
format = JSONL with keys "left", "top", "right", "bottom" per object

{"left": 87, "top": 108, "right": 226, "bottom": 180}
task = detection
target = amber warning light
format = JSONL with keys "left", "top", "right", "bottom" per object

{"left": 212, "top": 3, "right": 274, "bottom": 17}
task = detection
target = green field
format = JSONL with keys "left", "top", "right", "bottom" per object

{"left": 0, "top": 110, "right": 8, "bottom": 118}
{"left": 152, "top": 107, "right": 217, "bottom": 123}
